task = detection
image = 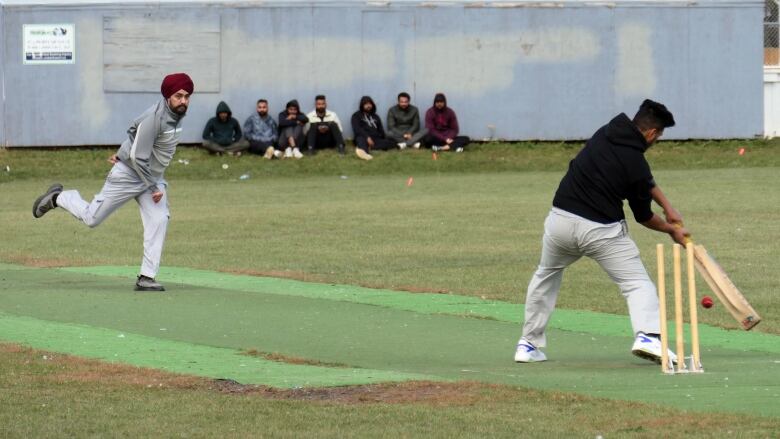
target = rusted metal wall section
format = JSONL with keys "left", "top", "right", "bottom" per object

{"left": 0, "top": 1, "right": 765, "bottom": 146}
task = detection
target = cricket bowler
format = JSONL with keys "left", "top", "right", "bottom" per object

{"left": 32, "top": 73, "right": 194, "bottom": 292}
{"left": 514, "top": 99, "right": 689, "bottom": 364}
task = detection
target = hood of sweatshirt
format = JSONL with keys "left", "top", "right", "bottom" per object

{"left": 285, "top": 99, "right": 300, "bottom": 114}
{"left": 604, "top": 113, "right": 649, "bottom": 152}
{"left": 215, "top": 101, "right": 232, "bottom": 118}
{"left": 432, "top": 93, "right": 447, "bottom": 110}
{"left": 358, "top": 96, "right": 377, "bottom": 114}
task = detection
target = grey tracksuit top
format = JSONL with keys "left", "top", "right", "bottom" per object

{"left": 116, "top": 98, "right": 185, "bottom": 192}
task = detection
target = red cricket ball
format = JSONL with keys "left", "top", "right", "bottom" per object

{"left": 701, "top": 296, "right": 714, "bottom": 309}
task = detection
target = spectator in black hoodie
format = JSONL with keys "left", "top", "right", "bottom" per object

{"left": 514, "top": 99, "right": 690, "bottom": 366}
{"left": 202, "top": 101, "right": 248, "bottom": 155}
{"left": 350, "top": 96, "right": 395, "bottom": 161}
{"left": 278, "top": 99, "right": 308, "bottom": 159}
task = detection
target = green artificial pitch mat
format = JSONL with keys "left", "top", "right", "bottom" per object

{"left": 0, "top": 263, "right": 778, "bottom": 417}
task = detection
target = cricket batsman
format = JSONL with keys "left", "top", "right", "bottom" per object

{"left": 514, "top": 99, "right": 689, "bottom": 364}
{"left": 32, "top": 73, "right": 194, "bottom": 292}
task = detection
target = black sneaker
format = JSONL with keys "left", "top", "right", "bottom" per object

{"left": 32, "top": 183, "right": 63, "bottom": 218}
{"left": 135, "top": 275, "right": 165, "bottom": 292}
{"left": 307, "top": 146, "right": 317, "bottom": 156}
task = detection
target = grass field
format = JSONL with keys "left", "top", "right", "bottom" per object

{"left": 1, "top": 141, "right": 779, "bottom": 437}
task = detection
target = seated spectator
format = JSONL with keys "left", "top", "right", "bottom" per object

{"left": 278, "top": 99, "right": 308, "bottom": 159}
{"left": 304, "top": 95, "right": 345, "bottom": 155}
{"left": 350, "top": 96, "right": 395, "bottom": 161}
{"left": 424, "top": 93, "right": 470, "bottom": 152}
{"left": 243, "top": 99, "right": 281, "bottom": 159}
{"left": 387, "top": 92, "right": 427, "bottom": 150}
{"left": 202, "top": 101, "right": 248, "bottom": 155}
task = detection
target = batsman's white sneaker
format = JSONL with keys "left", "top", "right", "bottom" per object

{"left": 631, "top": 332, "right": 677, "bottom": 364}
{"left": 514, "top": 339, "right": 547, "bottom": 363}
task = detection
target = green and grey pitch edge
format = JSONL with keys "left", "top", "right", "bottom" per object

{"left": 0, "top": 311, "right": 438, "bottom": 388}
{"left": 61, "top": 264, "right": 780, "bottom": 355}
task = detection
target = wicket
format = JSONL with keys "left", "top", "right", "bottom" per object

{"left": 656, "top": 242, "right": 704, "bottom": 374}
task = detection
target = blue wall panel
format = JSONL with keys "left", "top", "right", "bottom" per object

{"left": 0, "top": 1, "right": 765, "bottom": 146}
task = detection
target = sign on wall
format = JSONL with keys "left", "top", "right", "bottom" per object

{"left": 23, "top": 24, "right": 76, "bottom": 64}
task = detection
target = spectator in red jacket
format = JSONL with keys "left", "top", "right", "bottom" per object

{"left": 424, "top": 93, "right": 470, "bottom": 152}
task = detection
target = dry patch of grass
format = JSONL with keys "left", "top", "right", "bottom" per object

{"left": 242, "top": 349, "right": 352, "bottom": 369}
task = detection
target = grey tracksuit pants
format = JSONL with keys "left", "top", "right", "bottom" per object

{"left": 522, "top": 208, "right": 660, "bottom": 347}
{"left": 387, "top": 128, "right": 428, "bottom": 145}
{"left": 56, "top": 161, "right": 169, "bottom": 279}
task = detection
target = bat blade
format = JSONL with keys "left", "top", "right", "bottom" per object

{"left": 692, "top": 245, "right": 761, "bottom": 330}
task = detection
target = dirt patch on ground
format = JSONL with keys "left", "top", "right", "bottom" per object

{"left": 224, "top": 268, "right": 332, "bottom": 284}
{"left": 210, "top": 379, "right": 501, "bottom": 406}
{"left": 242, "top": 349, "right": 351, "bottom": 369}
{"left": 2, "top": 343, "right": 505, "bottom": 406}
{"left": 2, "top": 344, "right": 204, "bottom": 389}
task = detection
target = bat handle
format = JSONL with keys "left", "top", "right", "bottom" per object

{"left": 673, "top": 222, "right": 693, "bottom": 245}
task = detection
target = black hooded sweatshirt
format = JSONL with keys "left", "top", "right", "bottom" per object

{"left": 278, "top": 99, "right": 309, "bottom": 129}
{"left": 350, "top": 96, "right": 386, "bottom": 139}
{"left": 552, "top": 113, "right": 656, "bottom": 224}
{"left": 202, "top": 101, "right": 242, "bottom": 146}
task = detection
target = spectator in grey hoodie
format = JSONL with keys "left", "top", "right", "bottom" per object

{"left": 202, "top": 101, "right": 248, "bottom": 155}
{"left": 244, "top": 99, "right": 280, "bottom": 159}
{"left": 387, "top": 92, "right": 427, "bottom": 150}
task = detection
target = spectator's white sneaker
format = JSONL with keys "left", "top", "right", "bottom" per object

{"left": 631, "top": 332, "right": 678, "bottom": 365}
{"left": 263, "top": 147, "right": 275, "bottom": 159}
{"left": 431, "top": 145, "right": 441, "bottom": 152}
{"left": 284, "top": 147, "right": 293, "bottom": 158}
{"left": 397, "top": 142, "right": 407, "bottom": 150}
{"left": 273, "top": 150, "right": 283, "bottom": 159}
{"left": 355, "top": 148, "right": 373, "bottom": 161}
{"left": 292, "top": 147, "right": 303, "bottom": 159}
{"left": 455, "top": 147, "right": 464, "bottom": 153}
{"left": 412, "top": 142, "right": 421, "bottom": 149}
{"left": 514, "top": 339, "right": 547, "bottom": 363}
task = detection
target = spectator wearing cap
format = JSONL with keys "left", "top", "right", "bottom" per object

{"left": 201, "top": 101, "right": 248, "bottom": 155}
{"left": 386, "top": 92, "right": 427, "bottom": 150}
{"left": 424, "top": 93, "right": 470, "bottom": 152}
{"left": 31, "top": 73, "right": 195, "bottom": 293}
{"left": 277, "top": 99, "right": 308, "bottom": 159}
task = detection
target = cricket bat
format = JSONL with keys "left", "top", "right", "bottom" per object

{"left": 691, "top": 244, "right": 761, "bottom": 330}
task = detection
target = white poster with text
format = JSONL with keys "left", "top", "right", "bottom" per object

{"left": 23, "top": 24, "right": 75, "bottom": 64}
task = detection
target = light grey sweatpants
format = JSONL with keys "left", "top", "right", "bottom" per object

{"left": 387, "top": 128, "right": 429, "bottom": 145}
{"left": 522, "top": 208, "right": 660, "bottom": 347}
{"left": 56, "top": 161, "right": 169, "bottom": 279}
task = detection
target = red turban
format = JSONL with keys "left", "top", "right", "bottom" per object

{"left": 161, "top": 73, "right": 194, "bottom": 99}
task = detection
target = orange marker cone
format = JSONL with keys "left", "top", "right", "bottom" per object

{"left": 738, "top": 147, "right": 745, "bottom": 156}
{"left": 432, "top": 152, "right": 438, "bottom": 160}
{"left": 406, "top": 176, "right": 414, "bottom": 187}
